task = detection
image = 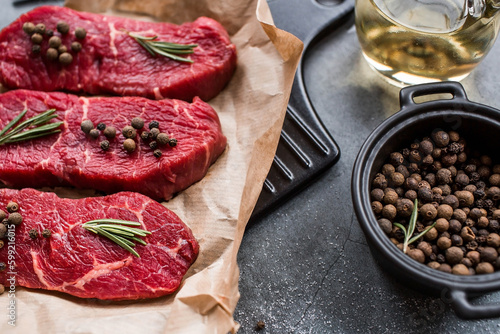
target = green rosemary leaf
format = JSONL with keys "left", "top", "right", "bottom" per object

{"left": 408, "top": 222, "right": 437, "bottom": 245}
{"left": 124, "top": 30, "right": 196, "bottom": 63}
{"left": 0, "top": 109, "right": 27, "bottom": 138}
{"left": 85, "top": 219, "right": 142, "bottom": 226}
{"left": 5, "top": 130, "right": 62, "bottom": 144}
{"left": 131, "top": 236, "right": 147, "bottom": 246}
{"left": 100, "top": 226, "right": 136, "bottom": 238}
{"left": 403, "top": 199, "right": 419, "bottom": 253}
{"left": 393, "top": 222, "right": 407, "bottom": 236}
{"left": 94, "top": 227, "right": 140, "bottom": 257}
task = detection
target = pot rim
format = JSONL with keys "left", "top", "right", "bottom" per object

{"left": 352, "top": 82, "right": 500, "bottom": 294}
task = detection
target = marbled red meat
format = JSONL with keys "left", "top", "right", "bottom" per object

{"left": 0, "top": 89, "right": 227, "bottom": 201}
{"left": 0, "top": 6, "right": 237, "bottom": 101}
{"left": 0, "top": 188, "right": 199, "bottom": 300}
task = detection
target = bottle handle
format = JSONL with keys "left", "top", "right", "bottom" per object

{"left": 399, "top": 82, "right": 468, "bottom": 109}
{"left": 450, "top": 289, "right": 500, "bottom": 319}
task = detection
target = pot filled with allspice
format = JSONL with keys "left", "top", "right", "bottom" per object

{"left": 352, "top": 81, "right": 500, "bottom": 319}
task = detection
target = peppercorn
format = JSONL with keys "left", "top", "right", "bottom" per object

{"left": 0, "top": 224, "right": 6, "bottom": 239}
{"left": 59, "top": 52, "right": 73, "bottom": 65}
{"left": 451, "top": 234, "right": 463, "bottom": 246}
{"left": 404, "top": 177, "right": 418, "bottom": 190}
{"left": 149, "top": 141, "right": 158, "bottom": 150}
{"left": 417, "top": 241, "right": 433, "bottom": 257}
{"left": 455, "top": 173, "right": 470, "bottom": 187}
{"left": 439, "top": 263, "right": 452, "bottom": 273}
{"left": 94, "top": 122, "right": 105, "bottom": 131}
{"left": 58, "top": 45, "right": 68, "bottom": 54}
{"left": 101, "top": 126, "right": 115, "bottom": 139}
{"left": 452, "top": 263, "right": 470, "bottom": 275}
{"left": 7, "top": 201, "right": 19, "bottom": 213}
{"left": 432, "top": 130, "right": 450, "bottom": 148}
{"left": 57, "top": 21, "right": 70, "bottom": 34}
{"left": 0, "top": 210, "right": 7, "bottom": 221}
{"left": 476, "top": 262, "right": 495, "bottom": 275}
{"left": 71, "top": 41, "right": 82, "bottom": 53}
{"left": 75, "top": 27, "right": 87, "bottom": 39}
{"left": 395, "top": 198, "right": 413, "bottom": 218}
{"left": 372, "top": 174, "right": 388, "bottom": 189}
{"left": 467, "top": 250, "right": 481, "bottom": 265}
{"left": 31, "top": 33, "right": 43, "bottom": 44}
{"left": 89, "top": 128, "right": 100, "bottom": 139}
{"left": 446, "top": 246, "right": 464, "bottom": 264}
{"left": 42, "top": 229, "right": 52, "bottom": 238}
{"left": 256, "top": 320, "right": 265, "bottom": 331}
{"left": 461, "top": 258, "right": 473, "bottom": 267}
{"left": 396, "top": 165, "right": 409, "bottom": 178}
{"left": 442, "top": 195, "right": 459, "bottom": 209}
{"left": 382, "top": 204, "right": 397, "bottom": 220}
{"left": 28, "top": 229, "right": 38, "bottom": 239}
{"left": 487, "top": 233, "right": 500, "bottom": 248}
{"left": 7, "top": 212, "right": 22, "bottom": 226}
{"left": 23, "top": 22, "right": 36, "bottom": 35}
{"left": 419, "top": 139, "right": 434, "bottom": 155}
{"left": 383, "top": 188, "right": 398, "bottom": 205}
{"left": 457, "top": 152, "right": 468, "bottom": 164}
{"left": 378, "top": 218, "right": 392, "bottom": 234}
{"left": 420, "top": 203, "right": 437, "bottom": 220}
{"left": 46, "top": 47, "right": 59, "bottom": 61}
{"left": 371, "top": 188, "right": 384, "bottom": 202}
{"left": 48, "top": 36, "right": 61, "bottom": 48}
{"left": 140, "top": 131, "right": 151, "bottom": 141}
{"left": 122, "top": 126, "right": 137, "bottom": 139}
{"left": 81, "top": 120, "right": 94, "bottom": 134}
{"left": 461, "top": 226, "right": 475, "bottom": 242}
{"left": 156, "top": 133, "right": 170, "bottom": 146}
{"left": 0, "top": 262, "right": 5, "bottom": 272}
{"left": 405, "top": 190, "right": 417, "bottom": 201}
{"left": 408, "top": 248, "right": 425, "bottom": 263}
{"left": 428, "top": 261, "right": 441, "bottom": 270}
{"left": 147, "top": 120, "right": 160, "bottom": 130}
{"left": 0, "top": 240, "right": 3, "bottom": 249}
{"left": 435, "top": 218, "right": 450, "bottom": 232}
{"left": 33, "top": 46, "right": 42, "bottom": 56}
{"left": 437, "top": 204, "right": 453, "bottom": 220}
{"left": 123, "top": 138, "right": 136, "bottom": 153}
{"left": 477, "top": 216, "right": 489, "bottom": 229}
{"left": 100, "top": 140, "right": 110, "bottom": 151}
{"left": 424, "top": 227, "right": 438, "bottom": 241}
{"left": 455, "top": 190, "right": 475, "bottom": 207}
{"left": 487, "top": 187, "right": 500, "bottom": 200}
{"left": 437, "top": 236, "right": 452, "bottom": 250}
{"left": 441, "top": 154, "right": 458, "bottom": 167}
{"left": 131, "top": 117, "right": 145, "bottom": 129}
{"left": 389, "top": 152, "right": 404, "bottom": 166}
{"left": 387, "top": 172, "right": 403, "bottom": 188}
{"left": 150, "top": 127, "right": 160, "bottom": 139}
{"left": 480, "top": 247, "right": 498, "bottom": 262}
{"left": 153, "top": 149, "right": 162, "bottom": 158}
{"left": 34, "top": 23, "right": 46, "bottom": 35}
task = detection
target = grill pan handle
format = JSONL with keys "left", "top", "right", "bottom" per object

{"left": 399, "top": 81, "right": 469, "bottom": 109}
{"left": 450, "top": 290, "right": 500, "bottom": 319}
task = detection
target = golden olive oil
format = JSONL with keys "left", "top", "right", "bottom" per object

{"left": 355, "top": 0, "right": 500, "bottom": 85}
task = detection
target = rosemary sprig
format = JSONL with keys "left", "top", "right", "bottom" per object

{"left": 0, "top": 109, "right": 63, "bottom": 145}
{"left": 124, "top": 30, "right": 197, "bottom": 63}
{"left": 393, "top": 199, "right": 437, "bottom": 254}
{"left": 82, "top": 219, "right": 152, "bottom": 257}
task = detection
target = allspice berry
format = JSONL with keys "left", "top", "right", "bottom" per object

{"left": 71, "top": 41, "right": 82, "bottom": 53}
{"left": 7, "top": 212, "right": 23, "bottom": 226}
{"left": 48, "top": 36, "right": 62, "bottom": 48}
{"left": 424, "top": 227, "right": 438, "bottom": 241}
{"left": 417, "top": 241, "right": 433, "bottom": 257}
{"left": 476, "top": 262, "right": 495, "bottom": 275}
{"left": 383, "top": 188, "right": 398, "bottom": 205}
{"left": 455, "top": 190, "right": 475, "bottom": 207}
{"left": 56, "top": 21, "right": 70, "bottom": 34}
{"left": 371, "top": 188, "right": 384, "bottom": 202}
{"left": 480, "top": 247, "right": 498, "bottom": 263}
{"left": 75, "top": 27, "right": 87, "bottom": 39}
{"left": 467, "top": 251, "right": 481, "bottom": 265}
{"left": 452, "top": 264, "right": 470, "bottom": 275}
{"left": 34, "top": 23, "right": 45, "bottom": 35}
{"left": 7, "top": 201, "right": 19, "bottom": 212}
{"left": 89, "top": 129, "right": 100, "bottom": 139}
{"left": 420, "top": 203, "right": 437, "bottom": 220}
{"left": 31, "top": 33, "right": 43, "bottom": 44}
{"left": 131, "top": 117, "right": 145, "bottom": 130}
{"left": 446, "top": 246, "right": 464, "bottom": 264}
{"left": 122, "top": 126, "right": 137, "bottom": 139}
{"left": 46, "top": 48, "right": 59, "bottom": 61}
{"left": 103, "top": 126, "right": 116, "bottom": 139}
{"left": 487, "top": 233, "right": 500, "bottom": 248}
{"left": 396, "top": 198, "right": 414, "bottom": 218}
{"left": 432, "top": 130, "right": 450, "bottom": 148}
{"left": 23, "top": 22, "right": 36, "bottom": 35}
{"left": 59, "top": 52, "right": 73, "bottom": 65}
{"left": 437, "top": 204, "right": 453, "bottom": 220}
{"left": 435, "top": 218, "right": 450, "bottom": 233}
{"left": 461, "top": 226, "right": 476, "bottom": 242}
{"left": 378, "top": 218, "right": 393, "bottom": 234}
{"left": 437, "top": 236, "right": 452, "bottom": 250}
{"left": 123, "top": 139, "right": 136, "bottom": 153}
{"left": 408, "top": 248, "right": 425, "bottom": 263}
{"left": 390, "top": 172, "right": 405, "bottom": 187}
{"left": 80, "top": 120, "right": 94, "bottom": 134}
{"left": 381, "top": 204, "right": 397, "bottom": 220}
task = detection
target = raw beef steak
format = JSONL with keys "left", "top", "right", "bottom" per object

{"left": 0, "top": 188, "right": 199, "bottom": 300}
{"left": 0, "top": 6, "right": 237, "bottom": 101}
{"left": 0, "top": 89, "right": 227, "bottom": 201}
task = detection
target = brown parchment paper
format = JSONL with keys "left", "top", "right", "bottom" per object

{"left": 0, "top": 0, "right": 302, "bottom": 333}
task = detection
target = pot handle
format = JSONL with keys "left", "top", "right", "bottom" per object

{"left": 450, "top": 289, "right": 500, "bottom": 319}
{"left": 399, "top": 82, "right": 468, "bottom": 109}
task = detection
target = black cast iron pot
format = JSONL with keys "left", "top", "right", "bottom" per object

{"left": 352, "top": 81, "right": 500, "bottom": 319}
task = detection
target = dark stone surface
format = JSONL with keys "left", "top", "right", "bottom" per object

{"left": 2, "top": 1, "right": 500, "bottom": 333}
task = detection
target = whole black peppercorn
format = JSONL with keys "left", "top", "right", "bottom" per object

{"left": 7, "top": 201, "right": 19, "bottom": 213}
{"left": 103, "top": 126, "right": 116, "bottom": 139}
{"left": 123, "top": 139, "right": 136, "bottom": 153}
{"left": 59, "top": 52, "right": 73, "bottom": 65}
{"left": 153, "top": 149, "right": 162, "bottom": 158}
{"left": 7, "top": 213, "right": 23, "bottom": 226}
{"left": 57, "top": 21, "right": 70, "bottom": 34}
{"left": 48, "top": 36, "right": 62, "bottom": 48}
{"left": 96, "top": 122, "right": 106, "bottom": 131}
{"left": 432, "top": 130, "right": 450, "bottom": 148}
{"left": 149, "top": 120, "right": 160, "bottom": 130}
{"left": 122, "top": 126, "right": 137, "bottom": 139}
{"left": 168, "top": 138, "right": 178, "bottom": 147}
{"left": 81, "top": 120, "right": 94, "bottom": 134}
{"left": 34, "top": 23, "right": 46, "bottom": 35}
{"left": 150, "top": 128, "right": 160, "bottom": 139}
{"left": 140, "top": 131, "right": 151, "bottom": 141}
{"left": 451, "top": 234, "right": 463, "bottom": 246}
{"left": 0, "top": 262, "right": 5, "bottom": 271}
{"left": 23, "top": 22, "right": 36, "bottom": 35}
{"left": 75, "top": 27, "right": 87, "bottom": 39}
{"left": 71, "top": 41, "right": 82, "bottom": 53}
{"left": 100, "top": 140, "right": 110, "bottom": 151}
{"left": 46, "top": 29, "right": 54, "bottom": 37}
{"left": 29, "top": 229, "right": 39, "bottom": 239}
{"left": 31, "top": 33, "right": 43, "bottom": 44}
{"left": 46, "top": 47, "right": 59, "bottom": 61}
{"left": 149, "top": 141, "right": 158, "bottom": 150}
{"left": 131, "top": 117, "right": 145, "bottom": 130}
{"left": 42, "top": 229, "right": 52, "bottom": 238}
{"left": 89, "top": 129, "right": 100, "bottom": 139}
